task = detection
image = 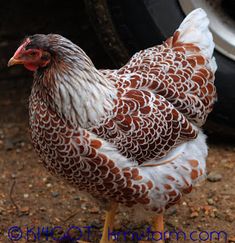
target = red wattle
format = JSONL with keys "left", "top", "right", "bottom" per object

{"left": 24, "top": 63, "right": 38, "bottom": 72}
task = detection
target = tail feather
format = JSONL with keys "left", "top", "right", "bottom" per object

{"left": 161, "top": 8, "right": 217, "bottom": 126}
{"left": 178, "top": 9, "right": 213, "bottom": 57}
{"left": 174, "top": 8, "right": 217, "bottom": 73}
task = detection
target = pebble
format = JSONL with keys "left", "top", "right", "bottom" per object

{"left": 39, "top": 207, "right": 46, "bottom": 212}
{"left": 0, "top": 206, "right": 4, "bottom": 214}
{"left": 197, "top": 225, "right": 203, "bottom": 231}
{"left": 228, "top": 236, "right": 235, "bottom": 242}
{"left": 4, "top": 136, "right": 25, "bottom": 151}
{"left": 166, "top": 207, "right": 177, "bottom": 216}
{"left": 51, "top": 191, "right": 59, "bottom": 197}
{"left": 73, "top": 195, "right": 80, "bottom": 201}
{"left": 207, "top": 198, "right": 215, "bottom": 205}
{"left": 89, "top": 207, "right": 99, "bottom": 214}
{"left": 207, "top": 172, "right": 222, "bottom": 182}
{"left": 221, "top": 159, "right": 228, "bottom": 163}
{"left": 20, "top": 142, "right": 25, "bottom": 147}
{"left": 207, "top": 191, "right": 216, "bottom": 198}
{"left": 215, "top": 211, "right": 224, "bottom": 219}
{"left": 4, "top": 139, "right": 14, "bottom": 150}
{"left": 46, "top": 183, "right": 52, "bottom": 188}
{"left": 81, "top": 203, "right": 87, "bottom": 210}
{"left": 225, "top": 212, "right": 235, "bottom": 222}
{"left": 23, "top": 194, "right": 29, "bottom": 199}
{"left": 20, "top": 206, "right": 30, "bottom": 215}
{"left": 190, "top": 211, "right": 199, "bottom": 218}
{"left": 90, "top": 220, "right": 103, "bottom": 229}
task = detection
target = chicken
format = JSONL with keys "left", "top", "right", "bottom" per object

{"left": 8, "top": 8, "right": 217, "bottom": 243}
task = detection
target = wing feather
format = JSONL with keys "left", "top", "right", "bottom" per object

{"left": 95, "top": 9, "right": 216, "bottom": 164}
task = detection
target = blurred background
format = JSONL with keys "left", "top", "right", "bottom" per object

{"left": 0, "top": 1, "right": 235, "bottom": 242}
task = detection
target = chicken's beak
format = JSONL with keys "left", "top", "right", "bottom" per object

{"left": 8, "top": 57, "right": 23, "bottom": 67}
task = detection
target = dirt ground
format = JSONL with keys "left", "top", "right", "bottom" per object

{"left": 0, "top": 83, "right": 235, "bottom": 243}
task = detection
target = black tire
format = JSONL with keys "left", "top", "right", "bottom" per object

{"left": 94, "top": 0, "right": 235, "bottom": 136}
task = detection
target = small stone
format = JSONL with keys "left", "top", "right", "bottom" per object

{"left": 215, "top": 211, "right": 224, "bottom": 219}
{"left": 27, "top": 144, "right": 32, "bottom": 150}
{"left": 202, "top": 205, "right": 211, "bottom": 214}
{"left": 23, "top": 194, "right": 29, "bottom": 199}
{"left": 70, "top": 188, "right": 76, "bottom": 193}
{"left": 224, "top": 163, "right": 234, "bottom": 169}
{"left": 166, "top": 207, "right": 177, "bottom": 216}
{"left": 4, "top": 139, "right": 14, "bottom": 150}
{"left": 46, "top": 183, "right": 52, "bottom": 188}
{"left": 16, "top": 148, "right": 21, "bottom": 153}
{"left": 207, "top": 172, "right": 222, "bottom": 182}
{"left": 39, "top": 207, "right": 46, "bottom": 211}
{"left": 89, "top": 207, "right": 99, "bottom": 214}
{"left": 207, "top": 191, "right": 216, "bottom": 198}
{"left": 197, "top": 225, "right": 203, "bottom": 231}
{"left": 210, "top": 210, "right": 217, "bottom": 218}
{"left": 54, "top": 217, "right": 61, "bottom": 223}
{"left": 190, "top": 211, "right": 199, "bottom": 218}
{"left": 81, "top": 203, "right": 87, "bottom": 210}
{"left": 20, "top": 142, "right": 25, "bottom": 147}
{"left": 90, "top": 220, "right": 103, "bottom": 229}
{"left": 0, "top": 206, "right": 4, "bottom": 214}
{"left": 20, "top": 206, "right": 29, "bottom": 214}
{"left": 207, "top": 198, "right": 215, "bottom": 205}
{"left": 225, "top": 213, "right": 235, "bottom": 222}
{"left": 51, "top": 191, "right": 59, "bottom": 197}
{"left": 228, "top": 236, "right": 235, "bottom": 242}
{"left": 189, "top": 205, "right": 200, "bottom": 213}
{"left": 73, "top": 195, "right": 80, "bottom": 201}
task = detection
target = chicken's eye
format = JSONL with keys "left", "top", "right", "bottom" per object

{"left": 29, "top": 51, "right": 37, "bottom": 57}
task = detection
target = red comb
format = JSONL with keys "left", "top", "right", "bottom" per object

{"left": 14, "top": 38, "right": 31, "bottom": 57}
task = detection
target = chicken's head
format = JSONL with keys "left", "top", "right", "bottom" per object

{"left": 8, "top": 36, "right": 51, "bottom": 71}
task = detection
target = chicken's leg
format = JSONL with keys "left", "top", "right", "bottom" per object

{"left": 153, "top": 214, "right": 164, "bottom": 243}
{"left": 100, "top": 202, "right": 118, "bottom": 243}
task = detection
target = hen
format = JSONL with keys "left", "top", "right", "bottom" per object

{"left": 8, "top": 8, "right": 217, "bottom": 243}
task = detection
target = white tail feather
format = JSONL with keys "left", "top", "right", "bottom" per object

{"left": 177, "top": 8, "right": 217, "bottom": 72}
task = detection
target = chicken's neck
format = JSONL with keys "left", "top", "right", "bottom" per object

{"left": 32, "top": 60, "right": 117, "bottom": 129}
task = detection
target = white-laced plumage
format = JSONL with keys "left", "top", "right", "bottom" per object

{"left": 8, "top": 8, "right": 217, "bottom": 243}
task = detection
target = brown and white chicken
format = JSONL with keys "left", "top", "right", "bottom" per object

{"left": 8, "top": 8, "right": 217, "bottom": 243}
